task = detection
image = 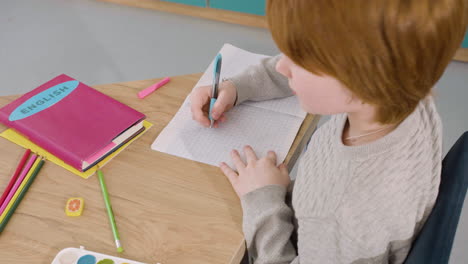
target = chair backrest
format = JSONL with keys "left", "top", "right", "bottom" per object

{"left": 404, "top": 132, "right": 468, "bottom": 264}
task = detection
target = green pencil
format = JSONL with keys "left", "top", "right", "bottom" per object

{"left": 0, "top": 159, "right": 44, "bottom": 233}
{"left": 97, "top": 169, "right": 124, "bottom": 253}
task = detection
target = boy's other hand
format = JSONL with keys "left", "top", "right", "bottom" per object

{"left": 190, "top": 80, "right": 237, "bottom": 128}
{"left": 220, "top": 145, "right": 290, "bottom": 198}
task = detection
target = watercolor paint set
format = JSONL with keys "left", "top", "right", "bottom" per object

{"left": 51, "top": 246, "right": 159, "bottom": 264}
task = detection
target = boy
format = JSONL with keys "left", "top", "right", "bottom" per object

{"left": 190, "top": 0, "right": 468, "bottom": 263}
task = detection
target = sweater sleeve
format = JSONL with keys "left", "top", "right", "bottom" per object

{"left": 229, "top": 55, "right": 293, "bottom": 105}
{"left": 240, "top": 185, "right": 298, "bottom": 264}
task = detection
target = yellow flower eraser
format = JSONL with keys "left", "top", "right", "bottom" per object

{"left": 65, "top": 197, "right": 84, "bottom": 217}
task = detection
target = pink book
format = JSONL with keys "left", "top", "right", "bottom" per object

{"left": 0, "top": 74, "right": 145, "bottom": 172}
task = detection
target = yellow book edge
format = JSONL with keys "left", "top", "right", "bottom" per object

{"left": 0, "top": 120, "right": 153, "bottom": 179}
{"left": 0, "top": 158, "right": 41, "bottom": 222}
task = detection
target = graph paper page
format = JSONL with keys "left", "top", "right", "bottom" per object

{"left": 151, "top": 44, "right": 306, "bottom": 167}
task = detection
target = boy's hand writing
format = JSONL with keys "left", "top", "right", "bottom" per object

{"left": 190, "top": 80, "right": 237, "bottom": 128}
{"left": 220, "top": 145, "right": 290, "bottom": 198}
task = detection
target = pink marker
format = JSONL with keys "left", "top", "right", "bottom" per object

{"left": 138, "top": 77, "right": 171, "bottom": 99}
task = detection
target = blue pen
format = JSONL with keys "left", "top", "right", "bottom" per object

{"left": 209, "top": 53, "right": 222, "bottom": 128}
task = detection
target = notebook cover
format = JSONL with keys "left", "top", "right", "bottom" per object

{"left": 0, "top": 74, "right": 145, "bottom": 172}
{"left": 0, "top": 121, "right": 152, "bottom": 179}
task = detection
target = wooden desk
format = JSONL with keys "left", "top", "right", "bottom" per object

{"left": 0, "top": 73, "right": 319, "bottom": 264}
{"left": 454, "top": 48, "right": 468, "bottom": 62}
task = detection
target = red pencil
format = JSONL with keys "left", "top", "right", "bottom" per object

{"left": 0, "top": 149, "right": 31, "bottom": 207}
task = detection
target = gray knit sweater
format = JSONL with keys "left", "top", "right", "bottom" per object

{"left": 229, "top": 56, "right": 442, "bottom": 264}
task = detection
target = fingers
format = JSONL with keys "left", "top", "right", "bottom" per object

{"left": 190, "top": 90, "right": 210, "bottom": 127}
{"left": 220, "top": 162, "right": 238, "bottom": 184}
{"left": 190, "top": 84, "right": 233, "bottom": 128}
{"left": 231, "top": 149, "right": 246, "bottom": 170}
{"left": 212, "top": 114, "right": 227, "bottom": 128}
{"left": 279, "top": 163, "right": 288, "bottom": 176}
{"left": 267, "top": 150, "right": 277, "bottom": 164}
{"left": 193, "top": 109, "right": 210, "bottom": 127}
{"left": 244, "top": 145, "right": 258, "bottom": 164}
{"left": 218, "top": 114, "right": 227, "bottom": 122}
{"left": 211, "top": 91, "right": 233, "bottom": 120}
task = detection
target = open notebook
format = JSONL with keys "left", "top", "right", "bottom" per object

{"left": 151, "top": 44, "right": 306, "bottom": 168}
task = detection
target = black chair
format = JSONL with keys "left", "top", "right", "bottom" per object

{"left": 404, "top": 132, "right": 468, "bottom": 264}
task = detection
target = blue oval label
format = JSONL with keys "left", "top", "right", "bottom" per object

{"left": 9, "top": 80, "right": 79, "bottom": 121}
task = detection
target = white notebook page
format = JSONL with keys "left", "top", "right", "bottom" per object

{"left": 151, "top": 44, "right": 306, "bottom": 168}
